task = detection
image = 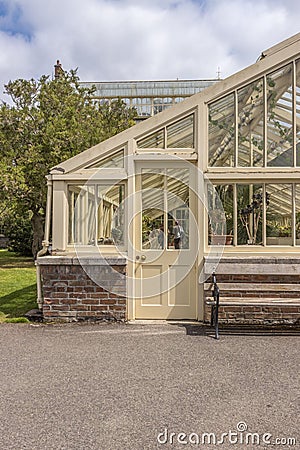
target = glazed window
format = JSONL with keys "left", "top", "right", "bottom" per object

{"left": 166, "top": 115, "right": 194, "bottom": 148}
{"left": 238, "top": 79, "right": 264, "bottom": 167}
{"left": 266, "top": 184, "right": 292, "bottom": 245}
{"left": 267, "top": 64, "right": 293, "bottom": 167}
{"left": 237, "top": 184, "right": 263, "bottom": 245}
{"left": 207, "top": 184, "right": 233, "bottom": 245}
{"left": 208, "top": 94, "right": 235, "bottom": 167}
{"left": 208, "top": 61, "right": 299, "bottom": 168}
{"left": 85, "top": 149, "right": 124, "bottom": 169}
{"left": 68, "top": 185, "right": 96, "bottom": 245}
{"left": 68, "top": 184, "right": 125, "bottom": 246}
{"left": 137, "top": 114, "right": 194, "bottom": 150}
{"left": 141, "top": 168, "right": 190, "bottom": 250}
{"left": 137, "top": 129, "right": 165, "bottom": 149}
{"left": 208, "top": 183, "right": 300, "bottom": 246}
{"left": 295, "top": 59, "right": 300, "bottom": 165}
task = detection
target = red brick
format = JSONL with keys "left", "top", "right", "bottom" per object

{"left": 53, "top": 305, "right": 70, "bottom": 311}
{"left": 101, "top": 299, "right": 117, "bottom": 305}
{"left": 90, "top": 293, "right": 108, "bottom": 299}
{"left": 60, "top": 299, "right": 77, "bottom": 305}
{"left": 82, "top": 300, "right": 100, "bottom": 305}
{"left": 280, "top": 306, "right": 299, "bottom": 313}
{"left": 91, "top": 305, "right": 108, "bottom": 311}
{"left": 71, "top": 305, "right": 90, "bottom": 311}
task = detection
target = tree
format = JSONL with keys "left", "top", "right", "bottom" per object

{"left": 0, "top": 70, "right": 136, "bottom": 258}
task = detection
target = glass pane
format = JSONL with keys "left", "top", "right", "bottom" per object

{"left": 296, "top": 59, "right": 300, "bottom": 165}
{"left": 207, "top": 184, "right": 233, "bottom": 245}
{"left": 267, "top": 64, "right": 293, "bottom": 167}
{"left": 208, "top": 93, "right": 235, "bottom": 167}
{"left": 137, "top": 129, "right": 164, "bottom": 149}
{"left": 295, "top": 185, "right": 300, "bottom": 245}
{"left": 166, "top": 169, "right": 189, "bottom": 249}
{"left": 166, "top": 114, "right": 194, "bottom": 148}
{"left": 266, "top": 184, "right": 292, "bottom": 245}
{"left": 237, "top": 184, "right": 263, "bottom": 245}
{"left": 68, "top": 186, "right": 80, "bottom": 244}
{"left": 86, "top": 150, "right": 124, "bottom": 169}
{"left": 87, "top": 186, "right": 96, "bottom": 245}
{"left": 141, "top": 171, "right": 164, "bottom": 249}
{"left": 97, "top": 185, "right": 125, "bottom": 245}
{"left": 153, "top": 98, "right": 163, "bottom": 115}
{"left": 68, "top": 185, "right": 95, "bottom": 245}
{"left": 238, "top": 79, "right": 264, "bottom": 167}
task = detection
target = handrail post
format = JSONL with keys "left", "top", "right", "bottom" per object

{"left": 212, "top": 272, "right": 220, "bottom": 340}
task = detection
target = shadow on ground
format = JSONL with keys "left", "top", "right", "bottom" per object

{"left": 171, "top": 322, "right": 300, "bottom": 338}
{"left": 0, "top": 284, "right": 37, "bottom": 317}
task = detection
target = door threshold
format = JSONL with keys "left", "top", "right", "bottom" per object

{"left": 128, "top": 319, "right": 201, "bottom": 325}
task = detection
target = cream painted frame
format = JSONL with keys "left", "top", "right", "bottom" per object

{"left": 45, "top": 33, "right": 300, "bottom": 322}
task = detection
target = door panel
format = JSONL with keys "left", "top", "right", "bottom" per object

{"left": 141, "top": 265, "right": 163, "bottom": 306}
{"left": 168, "top": 266, "right": 191, "bottom": 306}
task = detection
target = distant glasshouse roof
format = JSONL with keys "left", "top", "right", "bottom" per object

{"left": 80, "top": 79, "right": 220, "bottom": 118}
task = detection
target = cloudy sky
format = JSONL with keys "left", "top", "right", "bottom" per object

{"left": 0, "top": 0, "right": 299, "bottom": 101}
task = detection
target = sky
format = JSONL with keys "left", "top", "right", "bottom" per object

{"left": 0, "top": 0, "right": 300, "bottom": 101}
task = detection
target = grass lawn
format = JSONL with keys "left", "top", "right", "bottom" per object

{"left": 0, "top": 249, "right": 37, "bottom": 321}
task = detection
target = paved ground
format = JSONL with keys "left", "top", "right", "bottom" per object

{"left": 0, "top": 322, "right": 299, "bottom": 450}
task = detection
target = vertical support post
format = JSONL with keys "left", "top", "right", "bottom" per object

{"left": 212, "top": 271, "right": 220, "bottom": 340}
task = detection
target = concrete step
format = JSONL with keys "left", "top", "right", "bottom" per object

{"left": 205, "top": 296, "right": 300, "bottom": 306}
{"left": 204, "top": 282, "right": 300, "bottom": 292}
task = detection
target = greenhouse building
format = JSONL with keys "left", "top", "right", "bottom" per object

{"left": 37, "top": 33, "right": 300, "bottom": 324}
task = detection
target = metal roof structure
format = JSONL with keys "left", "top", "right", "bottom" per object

{"left": 80, "top": 79, "right": 219, "bottom": 119}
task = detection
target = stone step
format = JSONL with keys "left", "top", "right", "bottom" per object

{"left": 204, "top": 282, "right": 300, "bottom": 292}
{"left": 205, "top": 296, "right": 300, "bottom": 306}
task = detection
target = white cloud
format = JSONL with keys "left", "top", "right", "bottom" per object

{"left": 0, "top": 0, "right": 300, "bottom": 101}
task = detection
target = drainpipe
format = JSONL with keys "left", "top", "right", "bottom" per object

{"left": 36, "top": 176, "right": 53, "bottom": 309}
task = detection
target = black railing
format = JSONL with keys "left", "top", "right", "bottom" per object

{"left": 210, "top": 272, "right": 220, "bottom": 340}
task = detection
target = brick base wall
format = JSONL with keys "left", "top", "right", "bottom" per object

{"left": 38, "top": 256, "right": 127, "bottom": 322}
{"left": 204, "top": 257, "right": 300, "bottom": 325}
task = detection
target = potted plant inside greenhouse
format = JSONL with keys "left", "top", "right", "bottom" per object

{"left": 238, "top": 191, "right": 270, "bottom": 245}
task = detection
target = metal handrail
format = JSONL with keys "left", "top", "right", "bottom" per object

{"left": 211, "top": 272, "right": 220, "bottom": 340}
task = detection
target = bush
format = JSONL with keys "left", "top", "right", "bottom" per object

{"left": 4, "top": 213, "right": 33, "bottom": 256}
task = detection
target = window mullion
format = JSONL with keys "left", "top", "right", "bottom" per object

{"left": 293, "top": 60, "right": 297, "bottom": 167}
{"left": 263, "top": 75, "right": 267, "bottom": 168}
{"left": 292, "top": 183, "right": 296, "bottom": 246}
{"left": 95, "top": 185, "right": 98, "bottom": 246}
{"left": 164, "top": 170, "right": 168, "bottom": 249}
{"left": 164, "top": 126, "right": 167, "bottom": 149}
{"left": 262, "top": 184, "right": 266, "bottom": 246}
{"left": 234, "top": 90, "right": 238, "bottom": 167}
{"left": 233, "top": 184, "right": 237, "bottom": 246}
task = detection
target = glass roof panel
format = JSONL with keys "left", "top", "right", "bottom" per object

{"left": 267, "top": 63, "right": 293, "bottom": 166}
{"left": 296, "top": 59, "right": 300, "bottom": 165}
{"left": 137, "top": 129, "right": 164, "bottom": 149}
{"left": 166, "top": 114, "right": 194, "bottom": 148}
{"left": 238, "top": 79, "right": 264, "bottom": 167}
{"left": 208, "top": 93, "right": 235, "bottom": 167}
{"left": 86, "top": 149, "right": 124, "bottom": 169}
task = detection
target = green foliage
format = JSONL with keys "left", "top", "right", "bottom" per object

{"left": 0, "top": 70, "right": 136, "bottom": 257}
{"left": 3, "top": 210, "right": 33, "bottom": 256}
{"left": 3, "top": 317, "right": 30, "bottom": 323}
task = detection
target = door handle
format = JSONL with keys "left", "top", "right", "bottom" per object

{"left": 136, "top": 255, "right": 146, "bottom": 262}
